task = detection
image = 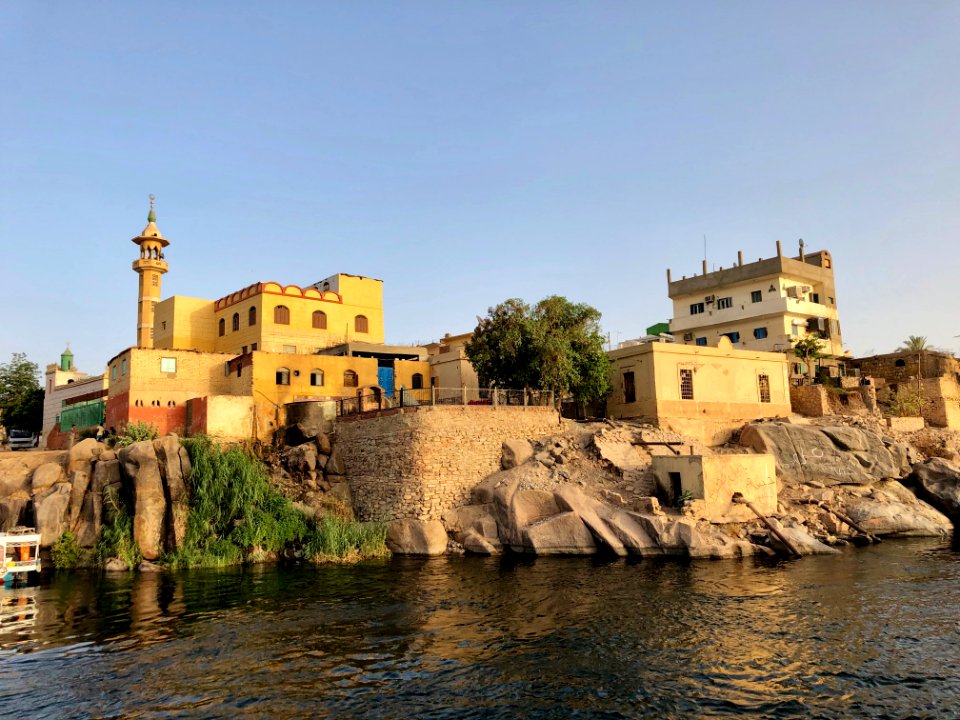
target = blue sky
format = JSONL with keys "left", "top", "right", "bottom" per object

{"left": 2, "top": 2, "right": 959, "bottom": 375}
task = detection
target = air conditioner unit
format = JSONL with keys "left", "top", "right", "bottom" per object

{"left": 786, "top": 286, "right": 800, "bottom": 298}
{"left": 800, "top": 285, "right": 812, "bottom": 294}
{"left": 704, "top": 295, "right": 716, "bottom": 303}
{"left": 682, "top": 333, "right": 693, "bottom": 341}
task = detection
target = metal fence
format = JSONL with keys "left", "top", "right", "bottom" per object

{"left": 334, "top": 387, "right": 555, "bottom": 417}
{"left": 58, "top": 399, "right": 105, "bottom": 430}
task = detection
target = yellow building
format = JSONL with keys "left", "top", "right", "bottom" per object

{"left": 666, "top": 240, "right": 845, "bottom": 371}
{"left": 607, "top": 337, "right": 791, "bottom": 444}
{"left": 106, "top": 199, "right": 427, "bottom": 442}
{"left": 425, "top": 331, "right": 482, "bottom": 401}
{"left": 154, "top": 275, "right": 385, "bottom": 356}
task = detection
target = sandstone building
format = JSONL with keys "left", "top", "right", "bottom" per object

{"left": 606, "top": 336, "right": 791, "bottom": 444}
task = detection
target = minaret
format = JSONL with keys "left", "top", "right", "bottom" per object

{"left": 131, "top": 195, "right": 169, "bottom": 348}
{"left": 59, "top": 344, "right": 74, "bottom": 371}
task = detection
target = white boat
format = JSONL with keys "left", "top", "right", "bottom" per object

{"left": 0, "top": 528, "right": 41, "bottom": 585}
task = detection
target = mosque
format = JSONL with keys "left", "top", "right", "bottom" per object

{"left": 43, "top": 199, "right": 430, "bottom": 446}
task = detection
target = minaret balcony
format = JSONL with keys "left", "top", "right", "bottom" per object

{"left": 132, "top": 259, "right": 169, "bottom": 272}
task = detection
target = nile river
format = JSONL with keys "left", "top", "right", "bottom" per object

{"left": 0, "top": 539, "right": 958, "bottom": 719}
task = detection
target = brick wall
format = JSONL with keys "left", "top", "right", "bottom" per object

{"left": 335, "top": 405, "right": 563, "bottom": 521}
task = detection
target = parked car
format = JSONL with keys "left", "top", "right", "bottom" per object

{"left": 7, "top": 430, "right": 38, "bottom": 451}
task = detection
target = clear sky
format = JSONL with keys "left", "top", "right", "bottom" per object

{"left": 2, "top": 2, "right": 959, "bottom": 375}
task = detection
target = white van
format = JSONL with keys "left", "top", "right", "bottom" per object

{"left": 7, "top": 430, "right": 38, "bottom": 451}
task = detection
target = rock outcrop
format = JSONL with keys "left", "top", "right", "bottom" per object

{"left": 741, "top": 422, "right": 908, "bottom": 486}
{"left": 907, "top": 458, "right": 960, "bottom": 520}
{"left": 386, "top": 518, "right": 448, "bottom": 555}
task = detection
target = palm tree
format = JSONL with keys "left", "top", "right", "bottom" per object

{"left": 899, "top": 335, "right": 930, "bottom": 352}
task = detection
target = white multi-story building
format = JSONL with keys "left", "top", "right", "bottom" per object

{"left": 666, "top": 240, "right": 845, "bottom": 362}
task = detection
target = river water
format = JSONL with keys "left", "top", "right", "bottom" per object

{"left": 0, "top": 539, "right": 957, "bottom": 719}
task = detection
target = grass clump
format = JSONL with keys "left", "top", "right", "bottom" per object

{"left": 115, "top": 421, "right": 159, "bottom": 448}
{"left": 167, "top": 435, "right": 308, "bottom": 568}
{"left": 305, "top": 514, "right": 390, "bottom": 563}
{"left": 96, "top": 487, "right": 142, "bottom": 569}
{"left": 52, "top": 531, "right": 83, "bottom": 569}
{"left": 167, "top": 435, "right": 389, "bottom": 568}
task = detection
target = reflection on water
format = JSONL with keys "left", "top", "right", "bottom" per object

{"left": 0, "top": 540, "right": 957, "bottom": 719}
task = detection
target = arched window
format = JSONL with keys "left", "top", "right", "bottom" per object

{"left": 218, "top": 318, "right": 225, "bottom": 336}
{"left": 276, "top": 367, "right": 290, "bottom": 385}
{"left": 232, "top": 313, "right": 240, "bottom": 331}
{"left": 248, "top": 306, "right": 257, "bottom": 326}
{"left": 355, "top": 315, "right": 369, "bottom": 333}
{"left": 312, "top": 310, "right": 327, "bottom": 329}
{"left": 412, "top": 373, "right": 424, "bottom": 389}
{"left": 274, "top": 305, "right": 290, "bottom": 325}
{"left": 344, "top": 369, "right": 359, "bottom": 387}
{"left": 310, "top": 369, "right": 324, "bottom": 387}
{"left": 895, "top": 358, "right": 906, "bottom": 368}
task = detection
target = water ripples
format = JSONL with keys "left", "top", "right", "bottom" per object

{"left": 0, "top": 540, "right": 957, "bottom": 718}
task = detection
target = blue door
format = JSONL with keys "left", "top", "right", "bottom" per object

{"left": 377, "top": 366, "right": 395, "bottom": 397}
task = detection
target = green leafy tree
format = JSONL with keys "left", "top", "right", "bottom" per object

{"left": 466, "top": 295, "right": 611, "bottom": 403}
{"left": 792, "top": 334, "right": 825, "bottom": 381}
{"left": 465, "top": 299, "right": 539, "bottom": 390}
{"left": 899, "top": 335, "right": 931, "bottom": 352}
{"left": 0, "top": 353, "right": 44, "bottom": 432}
{"left": 530, "top": 295, "right": 611, "bottom": 403}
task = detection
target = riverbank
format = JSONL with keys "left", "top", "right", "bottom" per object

{"left": 2, "top": 415, "right": 958, "bottom": 572}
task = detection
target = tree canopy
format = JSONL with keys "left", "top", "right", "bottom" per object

{"left": 791, "top": 334, "right": 825, "bottom": 380}
{"left": 0, "top": 353, "right": 44, "bottom": 432}
{"left": 465, "top": 296, "right": 611, "bottom": 403}
{"left": 898, "top": 335, "right": 931, "bottom": 352}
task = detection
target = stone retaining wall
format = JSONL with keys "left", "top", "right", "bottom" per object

{"left": 336, "top": 406, "right": 562, "bottom": 521}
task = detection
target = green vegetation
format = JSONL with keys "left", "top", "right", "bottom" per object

{"left": 792, "top": 334, "right": 826, "bottom": 381}
{"left": 306, "top": 514, "right": 390, "bottom": 563}
{"left": 466, "top": 295, "right": 611, "bottom": 404}
{"left": 887, "top": 387, "right": 925, "bottom": 418}
{"left": 166, "top": 435, "right": 387, "bottom": 568}
{"left": 898, "top": 335, "right": 931, "bottom": 352}
{"left": 96, "top": 487, "right": 142, "bottom": 569}
{"left": 115, "top": 420, "right": 159, "bottom": 447}
{"left": 0, "top": 352, "right": 43, "bottom": 433}
{"left": 51, "top": 531, "right": 83, "bottom": 569}
{"left": 674, "top": 489, "right": 694, "bottom": 510}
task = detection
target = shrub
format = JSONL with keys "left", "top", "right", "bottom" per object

{"left": 167, "top": 435, "right": 390, "bottom": 567}
{"left": 115, "top": 421, "right": 159, "bottom": 448}
{"left": 96, "top": 487, "right": 142, "bottom": 569}
{"left": 52, "top": 531, "right": 83, "bottom": 569}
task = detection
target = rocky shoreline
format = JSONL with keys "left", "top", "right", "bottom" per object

{"left": 0, "top": 416, "right": 957, "bottom": 570}
{"left": 386, "top": 418, "right": 958, "bottom": 559}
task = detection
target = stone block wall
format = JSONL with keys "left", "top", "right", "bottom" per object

{"left": 790, "top": 385, "right": 830, "bottom": 417}
{"left": 790, "top": 384, "right": 871, "bottom": 418}
{"left": 335, "top": 406, "right": 562, "bottom": 521}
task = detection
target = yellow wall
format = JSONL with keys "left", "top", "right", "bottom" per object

{"left": 108, "top": 347, "right": 237, "bottom": 407}
{"left": 154, "top": 296, "right": 217, "bottom": 352}
{"left": 205, "top": 395, "right": 256, "bottom": 441}
{"left": 426, "top": 332, "right": 481, "bottom": 400}
{"left": 608, "top": 338, "right": 791, "bottom": 444}
{"left": 652, "top": 454, "right": 777, "bottom": 523}
{"left": 155, "top": 276, "right": 386, "bottom": 356}
{"left": 246, "top": 351, "right": 430, "bottom": 439}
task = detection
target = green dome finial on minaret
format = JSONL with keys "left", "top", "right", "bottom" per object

{"left": 60, "top": 343, "right": 74, "bottom": 371}
{"left": 147, "top": 193, "right": 156, "bottom": 223}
